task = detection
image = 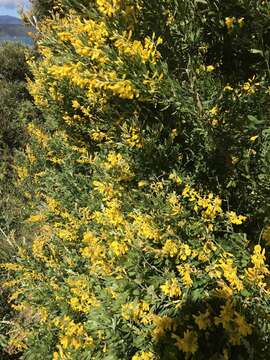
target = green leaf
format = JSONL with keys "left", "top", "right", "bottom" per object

{"left": 240, "top": 289, "right": 251, "bottom": 297}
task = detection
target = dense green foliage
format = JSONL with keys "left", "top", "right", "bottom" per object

{"left": 0, "top": 42, "right": 30, "bottom": 81}
{"left": 0, "top": 42, "right": 37, "bottom": 359}
{"left": 1, "top": 1, "right": 270, "bottom": 359}
{"left": 0, "top": 42, "right": 36, "bottom": 233}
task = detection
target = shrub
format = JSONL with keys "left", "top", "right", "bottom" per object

{"left": 0, "top": 50, "right": 37, "bottom": 234}
{"left": 0, "top": 42, "right": 31, "bottom": 82}
{"left": 2, "top": 1, "right": 270, "bottom": 359}
{"left": 0, "top": 42, "right": 37, "bottom": 359}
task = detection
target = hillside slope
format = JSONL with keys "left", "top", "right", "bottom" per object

{"left": 0, "top": 16, "right": 33, "bottom": 45}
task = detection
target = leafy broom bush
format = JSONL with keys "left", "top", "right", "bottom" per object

{"left": 2, "top": 1, "right": 270, "bottom": 359}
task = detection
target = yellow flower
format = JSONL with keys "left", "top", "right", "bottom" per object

{"left": 122, "top": 125, "right": 144, "bottom": 148}
{"left": 218, "top": 258, "right": 243, "bottom": 291}
{"left": 160, "top": 278, "right": 181, "bottom": 298}
{"left": 173, "top": 330, "right": 198, "bottom": 354}
{"left": 83, "top": 231, "right": 96, "bottom": 243}
{"left": 132, "top": 351, "right": 155, "bottom": 360}
{"left": 225, "top": 17, "right": 235, "bottom": 30}
{"left": 162, "top": 239, "right": 178, "bottom": 257}
{"left": 93, "top": 180, "right": 115, "bottom": 200}
{"left": 214, "top": 300, "right": 234, "bottom": 330}
{"left": 16, "top": 166, "right": 28, "bottom": 182}
{"left": 122, "top": 301, "right": 151, "bottom": 324}
{"left": 170, "top": 128, "right": 178, "bottom": 138}
{"left": 132, "top": 213, "right": 159, "bottom": 240}
{"left": 110, "top": 241, "right": 128, "bottom": 256}
{"left": 224, "top": 84, "right": 233, "bottom": 91}
{"left": 166, "top": 192, "right": 182, "bottom": 215}
{"left": 152, "top": 316, "right": 176, "bottom": 340}
{"left": 85, "top": 335, "right": 94, "bottom": 348}
{"left": 251, "top": 245, "right": 266, "bottom": 268}
{"left": 237, "top": 17, "right": 245, "bottom": 27}
{"left": 169, "top": 171, "right": 182, "bottom": 184}
{"left": 27, "top": 214, "right": 45, "bottom": 223}
{"left": 242, "top": 81, "right": 255, "bottom": 94}
{"left": 206, "top": 65, "right": 215, "bottom": 72}
{"left": 71, "top": 337, "right": 81, "bottom": 350}
{"left": 25, "top": 144, "right": 36, "bottom": 164}
{"left": 60, "top": 335, "right": 69, "bottom": 349}
{"left": 27, "top": 123, "right": 49, "bottom": 146}
{"left": 107, "top": 79, "right": 139, "bottom": 99}
{"left": 179, "top": 243, "right": 192, "bottom": 260}
{"left": 114, "top": 31, "right": 162, "bottom": 65}
{"left": 177, "top": 264, "right": 193, "bottom": 287}
{"left": 209, "top": 106, "right": 218, "bottom": 116}
{"left": 138, "top": 180, "right": 149, "bottom": 188}
{"left": 250, "top": 135, "right": 258, "bottom": 142}
{"left": 193, "top": 310, "right": 211, "bottom": 330}
{"left": 234, "top": 312, "right": 252, "bottom": 336}
{"left": 96, "top": 0, "right": 121, "bottom": 17}
{"left": 227, "top": 211, "right": 247, "bottom": 225}
{"left": 72, "top": 100, "right": 80, "bottom": 109}
{"left": 90, "top": 129, "right": 108, "bottom": 142}
{"left": 211, "top": 118, "right": 219, "bottom": 126}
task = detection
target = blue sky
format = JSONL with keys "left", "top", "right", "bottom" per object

{"left": 0, "top": 0, "right": 29, "bottom": 17}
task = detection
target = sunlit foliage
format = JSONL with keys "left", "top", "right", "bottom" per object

{"left": 1, "top": 1, "right": 270, "bottom": 359}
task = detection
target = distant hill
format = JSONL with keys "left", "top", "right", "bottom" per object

{"left": 0, "top": 16, "right": 33, "bottom": 45}
{"left": 0, "top": 16, "right": 21, "bottom": 25}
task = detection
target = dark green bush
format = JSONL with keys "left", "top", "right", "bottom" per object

{"left": 0, "top": 42, "right": 30, "bottom": 82}
{"left": 0, "top": 42, "right": 37, "bottom": 359}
